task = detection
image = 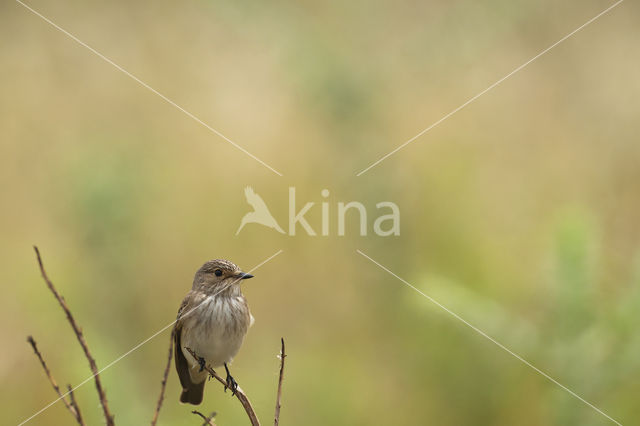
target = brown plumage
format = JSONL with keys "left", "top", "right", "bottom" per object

{"left": 174, "top": 259, "right": 254, "bottom": 405}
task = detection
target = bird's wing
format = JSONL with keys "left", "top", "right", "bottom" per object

{"left": 173, "top": 292, "right": 203, "bottom": 389}
{"left": 244, "top": 186, "right": 270, "bottom": 212}
{"left": 174, "top": 298, "right": 191, "bottom": 390}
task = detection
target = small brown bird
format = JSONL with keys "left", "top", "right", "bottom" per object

{"left": 174, "top": 259, "right": 255, "bottom": 405}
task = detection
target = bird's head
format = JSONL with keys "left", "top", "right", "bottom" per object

{"left": 192, "top": 259, "right": 254, "bottom": 293}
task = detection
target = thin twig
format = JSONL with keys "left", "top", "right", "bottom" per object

{"left": 191, "top": 410, "right": 217, "bottom": 426}
{"left": 67, "top": 384, "right": 85, "bottom": 426}
{"left": 26, "top": 336, "right": 84, "bottom": 425}
{"left": 150, "top": 327, "right": 175, "bottom": 426}
{"left": 33, "top": 246, "right": 115, "bottom": 426}
{"left": 274, "top": 338, "right": 286, "bottom": 426}
{"left": 185, "top": 347, "right": 260, "bottom": 426}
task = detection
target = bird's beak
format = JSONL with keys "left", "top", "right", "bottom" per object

{"left": 236, "top": 272, "right": 254, "bottom": 280}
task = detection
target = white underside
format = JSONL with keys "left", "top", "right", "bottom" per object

{"left": 180, "top": 295, "right": 253, "bottom": 382}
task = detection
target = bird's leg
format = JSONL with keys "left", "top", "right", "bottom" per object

{"left": 224, "top": 362, "right": 238, "bottom": 396}
{"left": 198, "top": 356, "right": 206, "bottom": 372}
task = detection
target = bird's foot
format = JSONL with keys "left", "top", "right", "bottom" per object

{"left": 198, "top": 356, "right": 206, "bottom": 372}
{"left": 224, "top": 363, "right": 238, "bottom": 396}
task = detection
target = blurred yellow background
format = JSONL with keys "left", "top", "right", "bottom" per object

{"left": 1, "top": 0, "right": 639, "bottom": 425}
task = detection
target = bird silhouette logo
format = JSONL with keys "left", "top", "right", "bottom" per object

{"left": 236, "top": 186, "right": 285, "bottom": 235}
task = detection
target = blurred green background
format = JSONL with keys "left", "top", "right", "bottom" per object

{"left": 1, "top": 0, "right": 639, "bottom": 425}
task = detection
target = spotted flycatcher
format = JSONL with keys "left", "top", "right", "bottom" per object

{"left": 174, "top": 259, "right": 254, "bottom": 405}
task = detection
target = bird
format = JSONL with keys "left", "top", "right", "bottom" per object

{"left": 236, "top": 186, "right": 285, "bottom": 235}
{"left": 174, "top": 259, "right": 255, "bottom": 405}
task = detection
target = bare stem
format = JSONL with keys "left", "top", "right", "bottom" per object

{"left": 26, "top": 336, "right": 85, "bottom": 425}
{"left": 274, "top": 338, "right": 286, "bottom": 426}
{"left": 67, "top": 384, "right": 85, "bottom": 426}
{"left": 150, "top": 327, "right": 175, "bottom": 426}
{"left": 192, "top": 410, "right": 217, "bottom": 426}
{"left": 185, "top": 347, "right": 260, "bottom": 426}
{"left": 33, "top": 246, "right": 114, "bottom": 426}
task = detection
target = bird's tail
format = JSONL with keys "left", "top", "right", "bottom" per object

{"left": 180, "top": 381, "right": 205, "bottom": 405}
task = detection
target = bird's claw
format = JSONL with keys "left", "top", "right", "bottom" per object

{"left": 225, "top": 375, "right": 238, "bottom": 396}
{"left": 198, "top": 356, "right": 206, "bottom": 372}
{"left": 224, "top": 363, "right": 238, "bottom": 396}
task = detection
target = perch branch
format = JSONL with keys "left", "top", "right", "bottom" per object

{"left": 150, "top": 326, "right": 175, "bottom": 426}
{"left": 67, "top": 384, "right": 85, "bottom": 426}
{"left": 274, "top": 338, "right": 286, "bottom": 426}
{"left": 26, "top": 336, "right": 85, "bottom": 425}
{"left": 33, "top": 246, "right": 114, "bottom": 426}
{"left": 185, "top": 347, "right": 260, "bottom": 426}
{"left": 192, "top": 410, "right": 217, "bottom": 426}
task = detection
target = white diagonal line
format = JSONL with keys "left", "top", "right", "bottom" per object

{"left": 356, "top": 0, "right": 624, "bottom": 176}
{"left": 17, "top": 249, "right": 283, "bottom": 426}
{"left": 356, "top": 249, "right": 622, "bottom": 425}
{"left": 16, "top": 0, "right": 283, "bottom": 177}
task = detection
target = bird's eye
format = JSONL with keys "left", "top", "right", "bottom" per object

{"left": 214, "top": 269, "right": 223, "bottom": 277}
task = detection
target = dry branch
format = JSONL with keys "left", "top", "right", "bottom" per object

{"left": 33, "top": 246, "right": 114, "bottom": 426}
{"left": 26, "top": 336, "right": 85, "bottom": 425}
{"left": 274, "top": 338, "right": 286, "bottom": 426}
{"left": 192, "top": 410, "right": 217, "bottom": 425}
{"left": 185, "top": 347, "right": 261, "bottom": 426}
{"left": 67, "top": 384, "right": 85, "bottom": 426}
{"left": 150, "top": 327, "right": 175, "bottom": 426}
